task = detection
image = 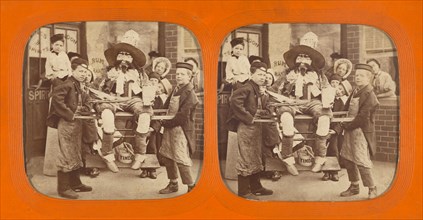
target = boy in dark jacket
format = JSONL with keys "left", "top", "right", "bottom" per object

{"left": 47, "top": 58, "right": 94, "bottom": 199}
{"left": 339, "top": 64, "right": 379, "bottom": 199}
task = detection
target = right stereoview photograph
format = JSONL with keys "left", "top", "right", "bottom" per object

{"left": 217, "top": 23, "right": 399, "bottom": 201}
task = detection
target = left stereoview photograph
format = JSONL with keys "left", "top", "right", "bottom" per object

{"left": 23, "top": 21, "right": 204, "bottom": 200}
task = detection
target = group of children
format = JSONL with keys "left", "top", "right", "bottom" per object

{"left": 225, "top": 35, "right": 379, "bottom": 200}
{"left": 45, "top": 32, "right": 200, "bottom": 199}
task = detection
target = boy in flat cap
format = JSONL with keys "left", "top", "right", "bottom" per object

{"left": 339, "top": 63, "right": 379, "bottom": 199}
{"left": 225, "top": 37, "right": 251, "bottom": 90}
{"left": 47, "top": 58, "right": 94, "bottom": 199}
{"left": 158, "top": 62, "right": 199, "bottom": 194}
{"left": 228, "top": 61, "right": 274, "bottom": 200}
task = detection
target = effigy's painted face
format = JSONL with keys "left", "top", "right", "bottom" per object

{"left": 295, "top": 54, "right": 312, "bottom": 65}
{"left": 295, "top": 53, "right": 312, "bottom": 75}
{"left": 117, "top": 51, "right": 133, "bottom": 63}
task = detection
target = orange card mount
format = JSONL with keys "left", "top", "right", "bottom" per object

{"left": 1, "top": 1, "right": 422, "bottom": 219}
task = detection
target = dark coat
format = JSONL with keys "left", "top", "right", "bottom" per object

{"left": 47, "top": 77, "right": 91, "bottom": 128}
{"left": 343, "top": 84, "right": 379, "bottom": 156}
{"left": 162, "top": 83, "right": 199, "bottom": 156}
{"left": 227, "top": 80, "right": 262, "bottom": 131}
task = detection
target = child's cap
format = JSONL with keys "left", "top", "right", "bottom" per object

{"left": 251, "top": 61, "right": 267, "bottom": 73}
{"left": 330, "top": 74, "right": 342, "bottom": 83}
{"left": 148, "top": 51, "right": 161, "bottom": 58}
{"left": 149, "top": 72, "right": 161, "bottom": 81}
{"left": 176, "top": 62, "right": 194, "bottom": 71}
{"left": 230, "top": 37, "right": 245, "bottom": 48}
{"left": 330, "top": 52, "right": 343, "bottom": 60}
{"left": 71, "top": 58, "right": 93, "bottom": 74}
{"left": 67, "top": 52, "right": 81, "bottom": 62}
{"left": 248, "top": 55, "right": 264, "bottom": 64}
{"left": 340, "top": 80, "right": 353, "bottom": 96}
{"left": 355, "top": 63, "right": 373, "bottom": 73}
{"left": 50, "top": 34, "right": 65, "bottom": 44}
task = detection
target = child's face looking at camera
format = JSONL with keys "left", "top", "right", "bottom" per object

{"left": 330, "top": 80, "right": 340, "bottom": 88}
{"left": 232, "top": 44, "right": 244, "bottom": 57}
{"left": 156, "top": 83, "right": 165, "bottom": 95}
{"left": 149, "top": 78, "right": 159, "bottom": 85}
{"left": 336, "top": 84, "right": 346, "bottom": 97}
{"left": 155, "top": 62, "right": 167, "bottom": 75}
{"left": 51, "top": 40, "right": 64, "bottom": 53}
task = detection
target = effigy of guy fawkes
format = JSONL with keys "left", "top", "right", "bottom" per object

{"left": 91, "top": 30, "right": 157, "bottom": 173}
{"left": 268, "top": 32, "right": 336, "bottom": 175}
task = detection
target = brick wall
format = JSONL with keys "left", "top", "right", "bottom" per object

{"left": 164, "top": 23, "right": 204, "bottom": 158}
{"left": 373, "top": 98, "right": 399, "bottom": 162}
{"left": 345, "top": 25, "right": 399, "bottom": 162}
{"left": 164, "top": 23, "right": 178, "bottom": 86}
{"left": 346, "top": 25, "right": 360, "bottom": 65}
{"left": 194, "top": 94, "right": 204, "bottom": 158}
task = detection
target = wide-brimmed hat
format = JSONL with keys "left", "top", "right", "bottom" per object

{"left": 104, "top": 30, "right": 146, "bottom": 67}
{"left": 334, "top": 58, "right": 353, "bottom": 79}
{"left": 152, "top": 57, "right": 171, "bottom": 78}
{"left": 283, "top": 32, "right": 325, "bottom": 70}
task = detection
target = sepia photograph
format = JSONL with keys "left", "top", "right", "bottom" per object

{"left": 217, "top": 23, "right": 399, "bottom": 201}
{"left": 23, "top": 21, "right": 204, "bottom": 200}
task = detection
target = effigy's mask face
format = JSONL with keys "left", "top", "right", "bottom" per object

{"left": 295, "top": 54, "right": 312, "bottom": 75}
{"left": 117, "top": 51, "right": 133, "bottom": 63}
